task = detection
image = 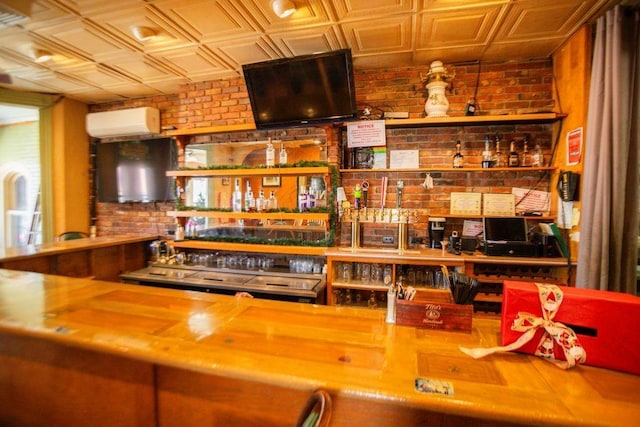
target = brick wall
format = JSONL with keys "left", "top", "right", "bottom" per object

{"left": 90, "top": 58, "right": 556, "bottom": 241}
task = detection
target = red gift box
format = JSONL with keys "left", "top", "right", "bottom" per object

{"left": 501, "top": 281, "right": 640, "bottom": 375}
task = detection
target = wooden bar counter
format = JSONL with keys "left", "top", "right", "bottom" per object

{"left": 0, "top": 235, "right": 155, "bottom": 281}
{"left": 0, "top": 269, "right": 638, "bottom": 427}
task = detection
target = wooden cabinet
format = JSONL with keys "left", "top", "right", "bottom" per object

{"left": 325, "top": 249, "right": 466, "bottom": 307}
{"left": 464, "top": 258, "right": 571, "bottom": 314}
{"left": 0, "top": 237, "right": 153, "bottom": 280}
{"left": 166, "top": 166, "right": 334, "bottom": 256}
{"left": 166, "top": 125, "right": 335, "bottom": 256}
{"left": 326, "top": 249, "right": 571, "bottom": 314}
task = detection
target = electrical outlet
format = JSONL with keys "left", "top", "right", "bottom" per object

{"left": 382, "top": 236, "right": 394, "bottom": 244}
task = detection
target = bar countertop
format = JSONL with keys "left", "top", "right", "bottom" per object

{"left": 0, "top": 268, "right": 637, "bottom": 426}
{"left": 324, "top": 247, "right": 575, "bottom": 266}
{"left": 0, "top": 234, "right": 157, "bottom": 262}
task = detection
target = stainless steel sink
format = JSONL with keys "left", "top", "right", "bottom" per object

{"left": 189, "top": 270, "right": 255, "bottom": 286}
{"left": 244, "top": 275, "right": 320, "bottom": 290}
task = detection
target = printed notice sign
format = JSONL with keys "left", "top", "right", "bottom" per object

{"left": 567, "top": 127, "right": 582, "bottom": 165}
{"left": 347, "top": 120, "right": 387, "bottom": 147}
{"left": 512, "top": 187, "right": 551, "bottom": 214}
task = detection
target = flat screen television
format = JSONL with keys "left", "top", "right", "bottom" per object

{"left": 242, "top": 49, "right": 358, "bottom": 129}
{"left": 96, "top": 137, "right": 177, "bottom": 203}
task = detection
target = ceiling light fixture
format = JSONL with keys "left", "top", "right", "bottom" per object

{"left": 34, "top": 49, "right": 52, "bottom": 63}
{"left": 272, "top": 0, "right": 296, "bottom": 18}
{"left": 131, "top": 25, "right": 157, "bottom": 42}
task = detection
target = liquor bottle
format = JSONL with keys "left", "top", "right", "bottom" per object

{"left": 298, "top": 185, "right": 308, "bottom": 212}
{"left": 232, "top": 178, "right": 242, "bottom": 212}
{"left": 481, "top": 135, "right": 493, "bottom": 168}
{"left": 256, "top": 188, "right": 267, "bottom": 212}
{"left": 521, "top": 135, "right": 529, "bottom": 167}
{"left": 174, "top": 222, "right": 184, "bottom": 241}
{"left": 493, "top": 134, "right": 503, "bottom": 167}
{"left": 244, "top": 181, "right": 255, "bottom": 212}
{"left": 307, "top": 182, "right": 317, "bottom": 209}
{"left": 531, "top": 143, "right": 544, "bottom": 167}
{"left": 265, "top": 138, "right": 275, "bottom": 167}
{"left": 268, "top": 190, "right": 278, "bottom": 210}
{"left": 278, "top": 142, "right": 288, "bottom": 165}
{"left": 452, "top": 140, "right": 464, "bottom": 168}
{"left": 508, "top": 140, "right": 519, "bottom": 167}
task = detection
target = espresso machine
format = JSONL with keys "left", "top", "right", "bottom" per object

{"left": 428, "top": 217, "right": 446, "bottom": 249}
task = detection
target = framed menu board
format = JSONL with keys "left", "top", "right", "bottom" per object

{"left": 483, "top": 193, "right": 516, "bottom": 216}
{"left": 450, "top": 192, "right": 482, "bottom": 215}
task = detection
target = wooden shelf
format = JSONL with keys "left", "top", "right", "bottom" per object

{"left": 331, "top": 282, "right": 388, "bottom": 292}
{"left": 165, "top": 123, "right": 256, "bottom": 136}
{"left": 164, "top": 113, "right": 564, "bottom": 137}
{"left": 340, "top": 166, "right": 555, "bottom": 173}
{"left": 381, "top": 112, "right": 565, "bottom": 128}
{"left": 168, "top": 210, "right": 330, "bottom": 222}
{"left": 169, "top": 240, "right": 328, "bottom": 256}
{"left": 474, "top": 293, "right": 503, "bottom": 303}
{"left": 167, "top": 166, "right": 330, "bottom": 177}
{"left": 434, "top": 213, "right": 555, "bottom": 220}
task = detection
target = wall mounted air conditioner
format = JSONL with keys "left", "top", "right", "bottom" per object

{"left": 86, "top": 107, "right": 160, "bottom": 138}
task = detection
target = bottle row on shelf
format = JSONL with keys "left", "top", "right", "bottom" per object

{"left": 232, "top": 179, "right": 279, "bottom": 213}
{"left": 264, "top": 137, "right": 288, "bottom": 167}
{"left": 454, "top": 134, "right": 544, "bottom": 169}
{"left": 231, "top": 178, "right": 326, "bottom": 213}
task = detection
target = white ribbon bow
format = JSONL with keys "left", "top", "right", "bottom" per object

{"left": 460, "top": 283, "right": 586, "bottom": 369}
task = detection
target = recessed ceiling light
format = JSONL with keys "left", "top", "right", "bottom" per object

{"left": 34, "top": 49, "right": 52, "bottom": 63}
{"left": 272, "top": 0, "right": 296, "bottom": 18}
{"left": 131, "top": 26, "right": 157, "bottom": 42}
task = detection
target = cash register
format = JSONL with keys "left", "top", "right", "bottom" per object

{"left": 482, "top": 216, "right": 537, "bottom": 257}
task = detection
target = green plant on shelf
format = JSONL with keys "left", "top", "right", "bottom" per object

{"left": 178, "top": 160, "right": 330, "bottom": 171}
{"left": 192, "top": 234, "right": 334, "bottom": 247}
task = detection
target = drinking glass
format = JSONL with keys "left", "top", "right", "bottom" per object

{"left": 361, "top": 263, "right": 371, "bottom": 284}
{"left": 340, "top": 263, "right": 352, "bottom": 282}
{"left": 371, "top": 264, "right": 382, "bottom": 284}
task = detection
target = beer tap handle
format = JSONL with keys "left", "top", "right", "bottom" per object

{"left": 361, "top": 180, "right": 369, "bottom": 208}
{"left": 396, "top": 180, "right": 404, "bottom": 208}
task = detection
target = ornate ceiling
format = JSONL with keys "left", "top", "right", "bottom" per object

{"left": 0, "top": 0, "right": 621, "bottom": 105}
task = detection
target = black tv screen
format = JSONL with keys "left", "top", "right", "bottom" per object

{"left": 96, "top": 138, "right": 177, "bottom": 203}
{"left": 483, "top": 217, "right": 528, "bottom": 242}
{"left": 242, "top": 49, "right": 358, "bottom": 129}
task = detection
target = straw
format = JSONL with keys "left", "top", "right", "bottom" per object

{"left": 448, "top": 271, "right": 479, "bottom": 305}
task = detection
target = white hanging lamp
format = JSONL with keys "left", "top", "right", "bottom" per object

{"left": 272, "top": 0, "right": 296, "bottom": 18}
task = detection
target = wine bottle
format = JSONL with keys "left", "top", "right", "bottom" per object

{"left": 452, "top": 140, "right": 464, "bottom": 168}
{"left": 307, "top": 182, "right": 317, "bottom": 209}
{"left": 521, "top": 135, "right": 530, "bottom": 167}
{"left": 265, "top": 138, "right": 275, "bottom": 167}
{"left": 256, "top": 188, "right": 267, "bottom": 212}
{"left": 481, "top": 135, "right": 493, "bottom": 168}
{"left": 494, "top": 134, "right": 503, "bottom": 167}
{"left": 244, "top": 181, "right": 255, "bottom": 212}
{"left": 232, "top": 178, "right": 242, "bottom": 212}
{"left": 278, "top": 142, "right": 287, "bottom": 165}
{"left": 508, "top": 140, "right": 519, "bottom": 167}
{"left": 532, "top": 144, "right": 544, "bottom": 167}
{"left": 268, "top": 190, "right": 278, "bottom": 210}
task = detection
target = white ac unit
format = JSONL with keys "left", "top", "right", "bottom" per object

{"left": 86, "top": 107, "right": 160, "bottom": 138}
